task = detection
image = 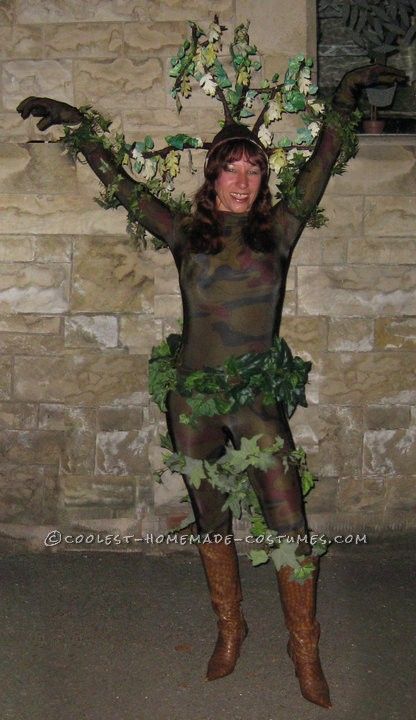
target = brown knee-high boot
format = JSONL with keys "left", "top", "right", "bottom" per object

{"left": 197, "top": 539, "right": 248, "bottom": 681}
{"left": 276, "top": 555, "right": 332, "bottom": 708}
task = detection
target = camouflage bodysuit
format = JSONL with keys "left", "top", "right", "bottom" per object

{"left": 131, "top": 198, "right": 311, "bottom": 539}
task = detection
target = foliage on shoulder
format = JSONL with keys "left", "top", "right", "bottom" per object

{"left": 157, "top": 431, "right": 328, "bottom": 581}
{"left": 60, "top": 17, "right": 362, "bottom": 245}
{"left": 148, "top": 332, "right": 312, "bottom": 426}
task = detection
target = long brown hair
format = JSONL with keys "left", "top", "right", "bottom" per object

{"left": 182, "top": 140, "right": 275, "bottom": 254}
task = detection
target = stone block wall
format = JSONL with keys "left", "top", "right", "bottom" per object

{"left": 0, "top": 0, "right": 414, "bottom": 548}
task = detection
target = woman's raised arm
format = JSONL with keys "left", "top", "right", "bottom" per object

{"left": 275, "top": 65, "right": 406, "bottom": 258}
{"left": 17, "top": 96, "right": 177, "bottom": 251}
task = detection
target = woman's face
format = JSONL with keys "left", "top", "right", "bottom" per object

{"left": 214, "top": 155, "right": 262, "bottom": 213}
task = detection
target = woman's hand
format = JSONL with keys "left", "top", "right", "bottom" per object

{"left": 334, "top": 64, "right": 407, "bottom": 107}
{"left": 16, "top": 96, "right": 83, "bottom": 130}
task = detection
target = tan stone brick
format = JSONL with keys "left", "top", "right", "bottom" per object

{"left": 290, "top": 404, "right": 363, "bottom": 478}
{"left": 302, "top": 476, "right": 337, "bottom": 514}
{"left": 336, "top": 476, "right": 387, "bottom": 513}
{"left": 364, "top": 196, "right": 416, "bottom": 236}
{"left": 163, "top": 318, "right": 182, "bottom": 339}
{"left": 96, "top": 429, "right": 153, "bottom": 475}
{"left": 15, "top": 0, "right": 147, "bottom": 23}
{"left": 304, "top": 196, "right": 364, "bottom": 238}
{"left": 74, "top": 57, "right": 163, "bottom": 112}
{"left": 0, "top": 143, "right": 78, "bottom": 195}
{"left": 64, "top": 507, "right": 115, "bottom": 521}
{"left": 0, "top": 262, "right": 70, "bottom": 313}
{"left": 122, "top": 107, "right": 198, "bottom": 140}
{"left": 298, "top": 266, "right": 416, "bottom": 317}
{"left": 385, "top": 475, "right": 416, "bottom": 511}
{"left": 0, "top": 430, "right": 64, "bottom": 463}
{"left": 44, "top": 23, "right": 122, "bottom": 57}
{"left": 97, "top": 406, "right": 143, "bottom": 432}
{"left": 124, "top": 21, "right": 187, "bottom": 55}
{"left": 291, "top": 235, "right": 321, "bottom": 266}
{"left": 2, "top": 60, "right": 73, "bottom": 111}
{"left": 119, "top": 315, "right": 162, "bottom": 354}
{"left": 63, "top": 475, "right": 136, "bottom": 508}
{"left": 154, "top": 294, "right": 182, "bottom": 318}
{"left": 318, "top": 352, "right": 416, "bottom": 406}
{"left": 374, "top": 318, "right": 416, "bottom": 351}
{"left": 322, "top": 235, "right": 348, "bottom": 264}
{"left": 34, "top": 236, "right": 72, "bottom": 262}
{"left": 0, "top": 332, "right": 64, "bottom": 354}
{"left": 0, "top": 0, "right": 13, "bottom": 24}
{"left": 326, "top": 142, "right": 416, "bottom": 196}
{"left": 15, "top": 354, "right": 148, "bottom": 405}
{"left": 0, "top": 315, "right": 61, "bottom": 333}
{"left": 38, "top": 404, "right": 66, "bottom": 430}
{"left": 154, "top": 262, "right": 180, "bottom": 295}
{"left": 0, "top": 194, "right": 127, "bottom": 235}
{"left": 282, "top": 289, "right": 296, "bottom": 316}
{"left": 363, "top": 428, "right": 416, "bottom": 476}
{"left": 0, "top": 236, "right": 34, "bottom": 262}
{"left": 72, "top": 237, "right": 154, "bottom": 312}
{"left": 279, "top": 317, "right": 327, "bottom": 355}
{"left": 0, "top": 112, "right": 33, "bottom": 142}
{"left": 0, "top": 403, "right": 38, "bottom": 430}
{"left": 0, "top": 463, "right": 57, "bottom": 523}
{"left": 64, "top": 315, "right": 118, "bottom": 349}
{"left": 237, "top": 0, "right": 308, "bottom": 54}
{"left": 348, "top": 236, "right": 416, "bottom": 265}
{"left": 364, "top": 405, "right": 411, "bottom": 431}
{"left": 149, "top": 0, "right": 233, "bottom": 22}
{"left": 0, "top": 25, "right": 43, "bottom": 59}
{"left": 38, "top": 405, "right": 99, "bottom": 481}
{"left": 328, "top": 319, "right": 373, "bottom": 352}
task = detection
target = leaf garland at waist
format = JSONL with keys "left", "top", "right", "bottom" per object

{"left": 148, "top": 333, "right": 312, "bottom": 425}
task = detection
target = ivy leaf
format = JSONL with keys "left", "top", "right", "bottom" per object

{"left": 248, "top": 549, "right": 270, "bottom": 566}
{"left": 201, "top": 43, "right": 217, "bottom": 68}
{"left": 258, "top": 123, "right": 273, "bottom": 147}
{"left": 264, "top": 97, "right": 283, "bottom": 125}
{"left": 181, "top": 456, "right": 207, "bottom": 489}
{"left": 164, "top": 151, "right": 180, "bottom": 178}
{"left": 165, "top": 134, "right": 203, "bottom": 150}
{"left": 277, "top": 136, "right": 292, "bottom": 148}
{"left": 298, "top": 66, "right": 311, "bottom": 95}
{"left": 240, "top": 108, "right": 255, "bottom": 118}
{"left": 213, "top": 59, "right": 232, "bottom": 89}
{"left": 200, "top": 73, "right": 217, "bottom": 96}
{"left": 284, "top": 90, "right": 306, "bottom": 112}
{"left": 180, "top": 75, "right": 192, "bottom": 98}
{"left": 292, "top": 561, "right": 315, "bottom": 583}
{"left": 270, "top": 541, "right": 301, "bottom": 572}
{"left": 269, "top": 148, "right": 287, "bottom": 174}
{"left": 296, "top": 126, "right": 314, "bottom": 145}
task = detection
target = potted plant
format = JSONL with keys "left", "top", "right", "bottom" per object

{"left": 339, "top": 0, "right": 415, "bottom": 132}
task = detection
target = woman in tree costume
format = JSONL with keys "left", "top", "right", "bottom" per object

{"left": 17, "top": 20, "right": 404, "bottom": 710}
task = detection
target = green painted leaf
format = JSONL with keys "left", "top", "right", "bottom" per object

{"left": 248, "top": 549, "right": 270, "bottom": 566}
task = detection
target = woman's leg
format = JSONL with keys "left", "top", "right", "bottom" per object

{"left": 166, "top": 389, "right": 232, "bottom": 536}
{"left": 226, "top": 395, "right": 307, "bottom": 538}
{"left": 226, "top": 396, "right": 331, "bottom": 708}
{"left": 166, "top": 390, "right": 247, "bottom": 680}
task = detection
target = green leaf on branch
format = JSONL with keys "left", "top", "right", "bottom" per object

{"left": 165, "top": 134, "right": 203, "bottom": 150}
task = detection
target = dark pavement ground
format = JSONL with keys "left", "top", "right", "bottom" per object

{"left": 0, "top": 536, "right": 414, "bottom": 720}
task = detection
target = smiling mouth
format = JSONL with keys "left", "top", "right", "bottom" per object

{"left": 230, "top": 193, "right": 249, "bottom": 201}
